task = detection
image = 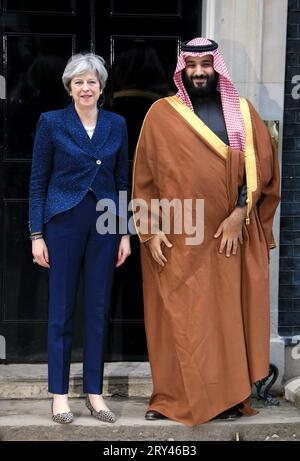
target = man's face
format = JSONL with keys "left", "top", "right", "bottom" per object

{"left": 183, "top": 55, "right": 218, "bottom": 96}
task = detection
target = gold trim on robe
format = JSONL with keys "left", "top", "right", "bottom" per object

{"left": 165, "top": 95, "right": 228, "bottom": 159}
{"left": 239, "top": 97, "right": 258, "bottom": 224}
{"left": 165, "top": 95, "right": 258, "bottom": 225}
{"left": 131, "top": 95, "right": 280, "bottom": 426}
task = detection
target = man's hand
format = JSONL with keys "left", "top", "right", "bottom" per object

{"left": 214, "top": 206, "right": 247, "bottom": 257}
{"left": 146, "top": 231, "right": 172, "bottom": 267}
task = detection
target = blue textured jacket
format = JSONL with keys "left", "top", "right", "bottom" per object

{"left": 29, "top": 103, "right": 129, "bottom": 233}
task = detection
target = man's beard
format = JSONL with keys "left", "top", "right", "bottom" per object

{"left": 182, "top": 70, "right": 219, "bottom": 97}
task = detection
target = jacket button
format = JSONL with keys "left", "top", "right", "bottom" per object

{"left": 96, "top": 159, "right": 101, "bottom": 165}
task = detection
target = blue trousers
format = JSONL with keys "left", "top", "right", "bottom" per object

{"left": 44, "top": 192, "right": 120, "bottom": 394}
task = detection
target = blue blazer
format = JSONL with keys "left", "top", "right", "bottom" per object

{"left": 29, "top": 103, "right": 129, "bottom": 234}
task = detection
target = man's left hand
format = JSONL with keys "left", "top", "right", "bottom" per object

{"left": 214, "top": 206, "right": 247, "bottom": 257}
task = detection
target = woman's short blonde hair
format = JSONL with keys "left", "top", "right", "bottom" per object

{"left": 62, "top": 53, "right": 108, "bottom": 92}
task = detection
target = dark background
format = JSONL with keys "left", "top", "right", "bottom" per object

{"left": 0, "top": 0, "right": 202, "bottom": 362}
{"left": 279, "top": 0, "right": 300, "bottom": 338}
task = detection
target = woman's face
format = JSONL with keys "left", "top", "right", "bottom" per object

{"left": 69, "top": 70, "right": 102, "bottom": 109}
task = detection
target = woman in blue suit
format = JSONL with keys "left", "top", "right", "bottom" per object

{"left": 29, "top": 53, "right": 131, "bottom": 424}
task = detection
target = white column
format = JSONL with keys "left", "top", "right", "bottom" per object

{"left": 202, "top": 0, "right": 288, "bottom": 392}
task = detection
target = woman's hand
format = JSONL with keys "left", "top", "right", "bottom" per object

{"left": 116, "top": 235, "right": 131, "bottom": 267}
{"left": 32, "top": 238, "right": 50, "bottom": 268}
{"left": 146, "top": 231, "right": 172, "bottom": 267}
{"left": 214, "top": 206, "right": 246, "bottom": 257}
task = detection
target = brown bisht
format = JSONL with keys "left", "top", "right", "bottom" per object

{"left": 132, "top": 95, "right": 280, "bottom": 426}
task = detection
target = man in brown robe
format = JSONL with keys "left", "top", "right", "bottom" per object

{"left": 132, "top": 37, "right": 280, "bottom": 426}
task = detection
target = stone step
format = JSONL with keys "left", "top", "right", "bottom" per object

{"left": 0, "top": 362, "right": 152, "bottom": 399}
{"left": 0, "top": 397, "right": 299, "bottom": 441}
